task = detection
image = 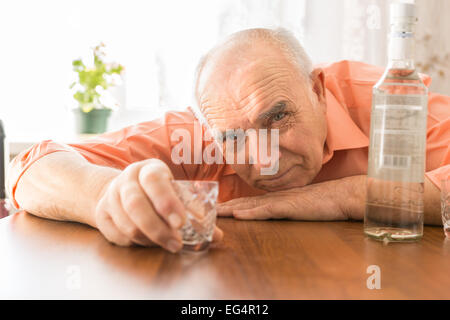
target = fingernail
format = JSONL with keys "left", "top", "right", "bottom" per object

{"left": 168, "top": 213, "right": 182, "bottom": 229}
{"left": 167, "top": 239, "right": 182, "bottom": 253}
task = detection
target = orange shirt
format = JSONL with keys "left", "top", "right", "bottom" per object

{"left": 8, "top": 60, "right": 450, "bottom": 208}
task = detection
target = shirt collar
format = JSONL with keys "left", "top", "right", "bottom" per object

{"left": 321, "top": 88, "right": 369, "bottom": 164}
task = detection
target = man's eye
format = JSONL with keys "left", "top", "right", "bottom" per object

{"left": 272, "top": 112, "right": 287, "bottom": 122}
{"left": 224, "top": 131, "right": 243, "bottom": 143}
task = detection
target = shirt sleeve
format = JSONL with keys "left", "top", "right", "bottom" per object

{"left": 7, "top": 109, "right": 225, "bottom": 208}
{"left": 425, "top": 92, "right": 450, "bottom": 189}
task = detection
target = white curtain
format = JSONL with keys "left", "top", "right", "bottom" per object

{"left": 415, "top": 0, "right": 450, "bottom": 96}
{"left": 304, "top": 0, "right": 389, "bottom": 66}
{"left": 0, "top": 0, "right": 427, "bottom": 140}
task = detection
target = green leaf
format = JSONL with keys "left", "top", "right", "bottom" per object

{"left": 71, "top": 43, "right": 124, "bottom": 110}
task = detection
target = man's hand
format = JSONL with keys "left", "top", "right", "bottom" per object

{"left": 218, "top": 175, "right": 366, "bottom": 221}
{"left": 95, "top": 159, "right": 223, "bottom": 252}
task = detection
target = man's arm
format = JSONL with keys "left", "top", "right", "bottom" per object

{"left": 13, "top": 151, "right": 222, "bottom": 252}
{"left": 8, "top": 111, "right": 223, "bottom": 251}
{"left": 217, "top": 175, "right": 442, "bottom": 225}
{"left": 343, "top": 175, "right": 441, "bottom": 225}
{"left": 14, "top": 151, "right": 120, "bottom": 227}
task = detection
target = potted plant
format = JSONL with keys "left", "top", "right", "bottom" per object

{"left": 70, "top": 43, "right": 124, "bottom": 134}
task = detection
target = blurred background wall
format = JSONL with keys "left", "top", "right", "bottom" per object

{"left": 415, "top": 0, "right": 450, "bottom": 96}
{"left": 0, "top": 0, "right": 448, "bottom": 143}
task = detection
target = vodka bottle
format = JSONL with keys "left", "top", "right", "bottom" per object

{"left": 364, "top": 2, "right": 428, "bottom": 242}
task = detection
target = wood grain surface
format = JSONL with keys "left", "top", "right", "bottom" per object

{"left": 0, "top": 211, "right": 449, "bottom": 299}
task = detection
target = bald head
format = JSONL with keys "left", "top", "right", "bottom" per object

{"left": 194, "top": 28, "right": 313, "bottom": 105}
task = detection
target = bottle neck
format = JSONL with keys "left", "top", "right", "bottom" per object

{"left": 387, "top": 57, "right": 415, "bottom": 70}
{"left": 387, "top": 23, "right": 416, "bottom": 70}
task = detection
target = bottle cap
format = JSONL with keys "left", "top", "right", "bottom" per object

{"left": 390, "top": 2, "right": 416, "bottom": 22}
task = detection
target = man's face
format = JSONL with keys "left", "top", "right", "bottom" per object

{"left": 198, "top": 45, "right": 327, "bottom": 191}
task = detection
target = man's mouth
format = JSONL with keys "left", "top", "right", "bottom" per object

{"left": 255, "top": 166, "right": 298, "bottom": 190}
{"left": 263, "top": 166, "right": 294, "bottom": 182}
{"left": 255, "top": 167, "right": 314, "bottom": 192}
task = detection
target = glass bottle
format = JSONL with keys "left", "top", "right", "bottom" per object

{"left": 364, "top": 2, "right": 428, "bottom": 242}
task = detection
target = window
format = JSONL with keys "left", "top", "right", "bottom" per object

{"left": 0, "top": 0, "right": 391, "bottom": 141}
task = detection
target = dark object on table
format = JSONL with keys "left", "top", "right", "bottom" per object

{"left": 0, "top": 119, "right": 9, "bottom": 218}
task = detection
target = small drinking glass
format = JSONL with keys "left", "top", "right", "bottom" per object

{"left": 172, "top": 180, "right": 219, "bottom": 251}
{"left": 441, "top": 178, "right": 450, "bottom": 238}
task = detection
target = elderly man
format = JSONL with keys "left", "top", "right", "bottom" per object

{"left": 8, "top": 28, "right": 450, "bottom": 253}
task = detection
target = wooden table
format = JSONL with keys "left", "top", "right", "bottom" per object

{"left": 1, "top": 211, "right": 449, "bottom": 299}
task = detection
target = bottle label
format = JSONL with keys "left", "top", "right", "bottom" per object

{"left": 379, "top": 154, "right": 411, "bottom": 169}
{"left": 374, "top": 104, "right": 425, "bottom": 129}
{"left": 368, "top": 104, "right": 427, "bottom": 182}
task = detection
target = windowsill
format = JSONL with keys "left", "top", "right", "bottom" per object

{"left": 9, "top": 141, "right": 35, "bottom": 158}
{"left": 7, "top": 108, "right": 170, "bottom": 158}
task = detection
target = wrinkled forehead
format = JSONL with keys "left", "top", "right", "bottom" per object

{"left": 198, "top": 54, "right": 305, "bottom": 131}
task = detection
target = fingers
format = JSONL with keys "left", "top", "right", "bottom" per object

{"left": 95, "top": 208, "right": 133, "bottom": 247}
{"left": 105, "top": 185, "right": 155, "bottom": 247}
{"left": 119, "top": 181, "right": 183, "bottom": 253}
{"left": 220, "top": 195, "right": 292, "bottom": 220}
{"left": 233, "top": 204, "right": 274, "bottom": 220}
{"left": 219, "top": 194, "right": 298, "bottom": 220}
{"left": 217, "top": 197, "right": 263, "bottom": 216}
{"left": 216, "top": 206, "right": 233, "bottom": 217}
{"left": 138, "top": 163, "right": 186, "bottom": 229}
{"left": 95, "top": 158, "right": 224, "bottom": 252}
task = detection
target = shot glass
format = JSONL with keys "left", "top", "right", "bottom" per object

{"left": 442, "top": 178, "right": 450, "bottom": 238}
{"left": 172, "top": 180, "right": 219, "bottom": 251}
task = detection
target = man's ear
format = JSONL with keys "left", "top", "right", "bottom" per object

{"left": 310, "top": 68, "right": 326, "bottom": 108}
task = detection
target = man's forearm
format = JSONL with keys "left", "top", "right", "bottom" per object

{"left": 423, "top": 176, "right": 442, "bottom": 225}
{"left": 341, "top": 175, "right": 442, "bottom": 225}
{"left": 14, "top": 151, "right": 120, "bottom": 227}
